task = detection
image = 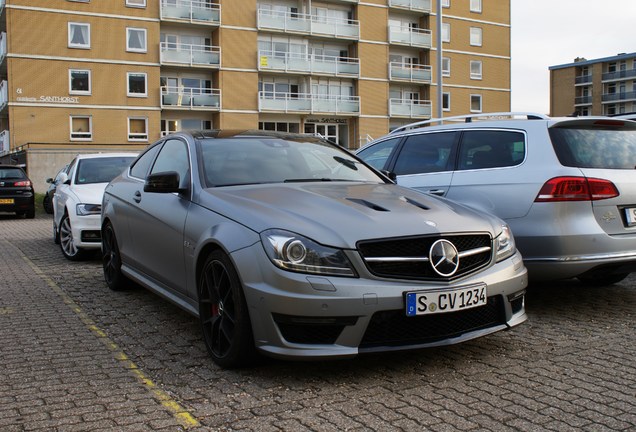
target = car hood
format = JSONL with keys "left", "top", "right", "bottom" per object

{"left": 198, "top": 182, "right": 503, "bottom": 248}
{"left": 70, "top": 183, "right": 108, "bottom": 204}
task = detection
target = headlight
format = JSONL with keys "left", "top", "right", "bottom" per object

{"left": 76, "top": 203, "right": 101, "bottom": 216}
{"left": 495, "top": 224, "right": 516, "bottom": 262}
{"left": 260, "top": 229, "right": 356, "bottom": 277}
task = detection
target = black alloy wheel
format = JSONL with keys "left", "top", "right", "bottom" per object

{"left": 199, "top": 250, "right": 256, "bottom": 368}
{"left": 102, "top": 222, "right": 129, "bottom": 291}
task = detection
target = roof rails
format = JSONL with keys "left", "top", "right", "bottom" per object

{"left": 389, "top": 112, "right": 551, "bottom": 135}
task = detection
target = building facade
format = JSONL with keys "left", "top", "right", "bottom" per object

{"left": 0, "top": 0, "right": 511, "bottom": 191}
{"left": 550, "top": 52, "right": 636, "bottom": 117}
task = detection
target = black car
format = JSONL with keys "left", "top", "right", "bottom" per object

{"left": 0, "top": 165, "right": 35, "bottom": 218}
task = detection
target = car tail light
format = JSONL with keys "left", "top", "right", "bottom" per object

{"left": 14, "top": 180, "right": 32, "bottom": 187}
{"left": 535, "top": 177, "right": 619, "bottom": 202}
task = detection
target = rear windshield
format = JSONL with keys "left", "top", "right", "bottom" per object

{"left": 76, "top": 157, "right": 136, "bottom": 185}
{"left": 0, "top": 167, "right": 27, "bottom": 180}
{"left": 549, "top": 127, "right": 636, "bottom": 169}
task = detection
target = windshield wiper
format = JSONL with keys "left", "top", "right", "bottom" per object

{"left": 284, "top": 178, "right": 334, "bottom": 183}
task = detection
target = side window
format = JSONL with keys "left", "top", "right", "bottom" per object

{"left": 393, "top": 132, "right": 458, "bottom": 175}
{"left": 356, "top": 138, "right": 401, "bottom": 170}
{"left": 458, "top": 130, "right": 525, "bottom": 170}
{"left": 150, "top": 139, "right": 190, "bottom": 187}
{"left": 130, "top": 144, "right": 161, "bottom": 180}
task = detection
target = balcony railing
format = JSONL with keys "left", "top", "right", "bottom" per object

{"left": 259, "top": 91, "right": 360, "bottom": 115}
{"left": 389, "top": 98, "right": 432, "bottom": 118}
{"left": 575, "top": 95, "right": 592, "bottom": 105}
{"left": 0, "top": 80, "right": 7, "bottom": 110}
{"left": 258, "top": 50, "right": 359, "bottom": 77}
{"left": 388, "top": 26, "right": 432, "bottom": 48}
{"left": 160, "top": 0, "right": 220, "bottom": 26}
{"left": 388, "top": 0, "right": 432, "bottom": 13}
{"left": 602, "top": 69, "right": 636, "bottom": 82}
{"left": 160, "top": 42, "right": 221, "bottom": 68}
{"left": 161, "top": 86, "right": 221, "bottom": 110}
{"left": 257, "top": 9, "right": 359, "bottom": 40}
{"left": 389, "top": 62, "right": 432, "bottom": 83}
{"left": 575, "top": 74, "right": 592, "bottom": 85}
{"left": 0, "top": 130, "right": 8, "bottom": 153}
{"left": 602, "top": 91, "right": 636, "bottom": 103}
{"left": 0, "top": 32, "right": 6, "bottom": 64}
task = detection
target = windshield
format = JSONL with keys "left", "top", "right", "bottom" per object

{"left": 200, "top": 137, "right": 385, "bottom": 187}
{"left": 549, "top": 127, "right": 636, "bottom": 169}
{"left": 0, "top": 168, "right": 27, "bottom": 180}
{"left": 75, "top": 157, "right": 136, "bottom": 185}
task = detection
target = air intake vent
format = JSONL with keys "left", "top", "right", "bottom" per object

{"left": 346, "top": 198, "right": 389, "bottom": 212}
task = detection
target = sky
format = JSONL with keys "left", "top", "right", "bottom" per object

{"left": 510, "top": 0, "right": 636, "bottom": 114}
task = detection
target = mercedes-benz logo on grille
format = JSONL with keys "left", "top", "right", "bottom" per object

{"left": 429, "top": 239, "right": 460, "bottom": 277}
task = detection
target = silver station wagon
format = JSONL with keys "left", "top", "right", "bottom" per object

{"left": 101, "top": 131, "right": 527, "bottom": 368}
{"left": 357, "top": 113, "right": 636, "bottom": 285}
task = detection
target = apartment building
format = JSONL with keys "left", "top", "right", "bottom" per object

{"left": 0, "top": 0, "right": 511, "bottom": 191}
{"left": 550, "top": 52, "right": 636, "bottom": 117}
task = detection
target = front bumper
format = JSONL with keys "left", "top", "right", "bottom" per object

{"left": 71, "top": 213, "right": 102, "bottom": 249}
{"left": 231, "top": 243, "right": 528, "bottom": 360}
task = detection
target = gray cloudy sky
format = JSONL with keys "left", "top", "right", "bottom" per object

{"left": 510, "top": 0, "right": 636, "bottom": 114}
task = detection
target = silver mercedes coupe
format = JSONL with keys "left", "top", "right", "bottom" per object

{"left": 101, "top": 131, "right": 527, "bottom": 368}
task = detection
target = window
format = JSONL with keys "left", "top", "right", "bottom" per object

{"left": 126, "top": 0, "right": 146, "bottom": 7}
{"left": 69, "top": 69, "right": 91, "bottom": 94}
{"left": 70, "top": 116, "right": 92, "bottom": 140}
{"left": 151, "top": 139, "right": 190, "bottom": 189}
{"left": 442, "top": 0, "right": 450, "bottom": 7}
{"left": 442, "top": 57, "right": 451, "bottom": 77}
{"left": 458, "top": 131, "right": 524, "bottom": 170}
{"left": 470, "top": 27, "right": 482, "bottom": 46}
{"left": 442, "top": 92, "right": 450, "bottom": 111}
{"left": 128, "top": 117, "right": 148, "bottom": 141}
{"left": 68, "top": 23, "right": 90, "bottom": 49}
{"left": 470, "top": 0, "right": 482, "bottom": 12}
{"left": 127, "top": 72, "right": 147, "bottom": 97}
{"left": 259, "top": 122, "right": 300, "bottom": 133}
{"left": 127, "top": 28, "right": 147, "bottom": 53}
{"left": 470, "top": 61, "right": 482, "bottom": 79}
{"left": 356, "top": 138, "right": 400, "bottom": 171}
{"left": 470, "top": 94, "right": 482, "bottom": 113}
{"left": 130, "top": 144, "right": 161, "bottom": 179}
{"left": 442, "top": 23, "right": 450, "bottom": 42}
{"left": 393, "top": 132, "right": 458, "bottom": 175}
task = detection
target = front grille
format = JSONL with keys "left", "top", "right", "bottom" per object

{"left": 358, "top": 234, "right": 492, "bottom": 281}
{"left": 359, "top": 295, "right": 505, "bottom": 349}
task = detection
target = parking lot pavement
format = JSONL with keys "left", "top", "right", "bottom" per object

{"left": 0, "top": 214, "right": 634, "bottom": 431}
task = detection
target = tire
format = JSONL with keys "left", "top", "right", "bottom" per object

{"left": 59, "top": 213, "right": 86, "bottom": 261}
{"left": 101, "top": 222, "right": 130, "bottom": 291}
{"left": 198, "top": 250, "right": 256, "bottom": 369}
{"left": 577, "top": 271, "right": 629, "bottom": 286}
{"left": 43, "top": 194, "right": 53, "bottom": 214}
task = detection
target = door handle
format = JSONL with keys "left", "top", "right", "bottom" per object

{"left": 133, "top": 191, "right": 142, "bottom": 203}
{"left": 427, "top": 189, "right": 446, "bottom": 196}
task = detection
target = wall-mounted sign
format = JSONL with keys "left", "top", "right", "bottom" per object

{"left": 16, "top": 96, "right": 80, "bottom": 104}
{"left": 305, "top": 118, "right": 348, "bottom": 124}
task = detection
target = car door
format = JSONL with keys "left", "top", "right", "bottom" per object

{"left": 53, "top": 158, "right": 76, "bottom": 229}
{"left": 446, "top": 129, "right": 530, "bottom": 219}
{"left": 390, "top": 131, "right": 458, "bottom": 197}
{"left": 126, "top": 138, "right": 192, "bottom": 294}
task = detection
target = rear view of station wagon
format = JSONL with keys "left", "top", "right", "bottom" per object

{"left": 357, "top": 114, "right": 636, "bottom": 285}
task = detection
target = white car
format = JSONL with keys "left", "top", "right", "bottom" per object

{"left": 53, "top": 153, "right": 137, "bottom": 260}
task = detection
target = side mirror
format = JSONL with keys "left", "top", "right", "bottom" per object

{"left": 58, "top": 172, "right": 70, "bottom": 185}
{"left": 144, "top": 171, "right": 182, "bottom": 193}
{"left": 46, "top": 177, "right": 54, "bottom": 184}
{"left": 381, "top": 170, "right": 397, "bottom": 182}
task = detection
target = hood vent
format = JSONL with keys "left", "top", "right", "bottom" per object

{"left": 403, "top": 197, "right": 430, "bottom": 211}
{"left": 346, "top": 198, "right": 389, "bottom": 212}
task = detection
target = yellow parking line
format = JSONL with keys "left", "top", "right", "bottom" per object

{"left": 20, "top": 253, "right": 201, "bottom": 429}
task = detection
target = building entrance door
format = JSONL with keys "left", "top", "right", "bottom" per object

{"left": 305, "top": 123, "right": 346, "bottom": 146}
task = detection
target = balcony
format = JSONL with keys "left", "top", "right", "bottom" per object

{"left": 0, "top": 80, "right": 7, "bottom": 111}
{"left": 160, "top": 0, "right": 220, "bottom": 26}
{"left": 575, "top": 95, "right": 592, "bottom": 105}
{"left": 388, "top": 0, "right": 432, "bottom": 13}
{"left": 602, "top": 91, "right": 636, "bottom": 103}
{"left": 389, "top": 98, "right": 432, "bottom": 118}
{"left": 161, "top": 42, "right": 221, "bottom": 68}
{"left": 259, "top": 92, "right": 360, "bottom": 115}
{"left": 602, "top": 69, "right": 636, "bottom": 82}
{"left": 574, "top": 74, "right": 592, "bottom": 85}
{"left": 0, "top": 130, "right": 8, "bottom": 153}
{"left": 161, "top": 86, "right": 221, "bottom": 110}
{"left": 0, "top": 32, "right": 5, "bottom": 64}
{"left": 389, "top": 62, "right": 432, "bottom": 83}
{"left": 258, "top": 50, "right": 359, "bottom": 77}
{"left": 388, "top": 26, "right": 432, "bottom": 48}
{"left": 257, "top": 9, "right": 359, "bottom": 40}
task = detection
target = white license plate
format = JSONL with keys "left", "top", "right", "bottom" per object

{"left": 405, "top": 284, "right": 487, "bottom": 316}
{"left": 625, "top": 207, "right": 636, "bottom": 226}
